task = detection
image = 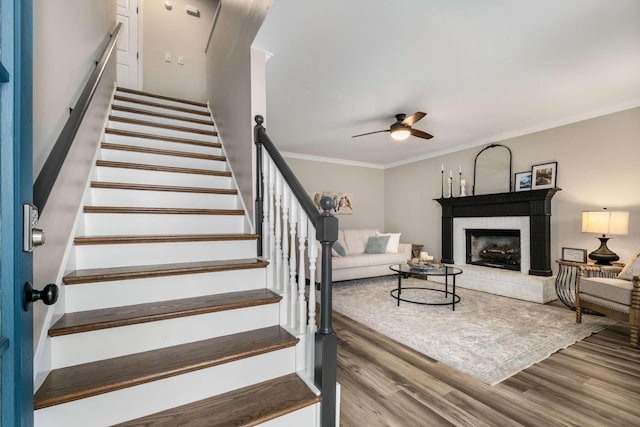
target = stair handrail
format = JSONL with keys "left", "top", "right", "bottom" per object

{"left": 254, "top": 115, "right": 338, "bottom": 427}
{"left": 33, "top": 23, "right": 123, "bottom": 212}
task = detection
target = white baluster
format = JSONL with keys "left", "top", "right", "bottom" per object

{"left": 274, "top": 172, "right": 283, "bottom": 293}
{"left": 261, "top": 150, "right": 270, "bottom": 259}
{"left": 267, "top": 158, "right": 276, "bottom": 289}
{"left": 281, "top": 185, "right": 291, "bottom": 324}
{"left": 307, "top": 223, "right": 318, "bottom": 336}
{"left": 289, "top": 199, "right": 298, "bottom": 328}
{"left": 297, "top": 211, "right": 308, "bottom": 330}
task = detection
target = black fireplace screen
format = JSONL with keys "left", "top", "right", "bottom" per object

{"left": 466, "top": 229, "right": 521, "bottom": 271}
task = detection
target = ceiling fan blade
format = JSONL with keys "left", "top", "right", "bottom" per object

{"left": 351, "top": 130, "right": 389, "bottom": 138}
{"left": 410, "top": 128, "right": 434, "bottom": 140}
{"left": 402, "top": 111, "right": 427, "bottom": 127}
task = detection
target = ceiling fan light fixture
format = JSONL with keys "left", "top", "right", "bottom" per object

{"left": 390, "top": 128, "right": 410, "bottom": 141}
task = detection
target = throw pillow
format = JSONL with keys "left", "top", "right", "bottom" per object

{"left": 364, "top": 235, "right": 390, "bottom": 254}
{"left": 618, "top": 247, "right": 640, "bottom": 280}
{"left": 332, "top": 241, "right": 347, "bottom": 257}
{"left": 376, "top": 231, "right": 401, "bottom": 253}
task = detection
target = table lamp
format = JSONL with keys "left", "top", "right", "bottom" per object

{"left": 581, "top": 208, "right": 629, "bottom": 265}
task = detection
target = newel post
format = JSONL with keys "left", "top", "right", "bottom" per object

{"left": 315, "top": 197, "right": 338, "bottom": 427}
{"left": 254, "top": 115, "right": 264, "bottom": 257}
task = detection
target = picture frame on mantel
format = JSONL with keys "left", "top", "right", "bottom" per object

{"left": 514, "top": 171, "right": 532, "bottom": 192}
{"left": 531, "top": 161, "right": 557, "bottom": 190}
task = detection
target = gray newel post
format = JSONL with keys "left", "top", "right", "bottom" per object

{"left": 254, "top": 115, "right": 264, "bottom": 257}
{"left": 315, "top": 196, "right": 338, "bottom": 427}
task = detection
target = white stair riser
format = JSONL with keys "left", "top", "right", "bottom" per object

{"left": 112, "top": 99, "right": 210, "bottom": 121}
{"left": 96, "top": 166, "right": 232, "bottom": 188}
{"left": 260, "top": 403, "right": 319, "bottom": 426}
{"left": 104, "top": 133, "right": 222, "bottom": 156}
{"left": 90, "top": 188, "right": 238, "bottom": 209}
{"left": 99, "top": 148, "right": 227, "bottom": 171}
{"left": 34, "top": 348, "right": 296, "bottom": 427}
{"left": 110, "top": 110, "right": 214, "bottom": 131}
{"left": 75, "top": 240, "right": 255, "bottom": 269}
{"left": 108, "top": 120, "right": 217, "bottom": 143}
{"left": 65, "top": 268, "right": 267, "bottom": 312}
{"left": 115, "top": 91, "right": 209, "bottom": 112}
{"left": 51, "top": 304, "right": 279, "bottom": 368}
{"left": 83, "top": 213, "right": 244, "bottom": 235}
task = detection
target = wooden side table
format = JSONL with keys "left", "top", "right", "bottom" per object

{"left": 555, "top": 259, "right": 624, "bottom": 312}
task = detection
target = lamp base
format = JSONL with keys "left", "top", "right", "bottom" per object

{"left": 588, "top": 236, "right": 619, "bottom": 265}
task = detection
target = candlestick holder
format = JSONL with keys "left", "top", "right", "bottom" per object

{"left": 446, "top": 178, "right": 453, "bottom": 198}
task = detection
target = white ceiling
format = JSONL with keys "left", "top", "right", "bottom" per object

{"left": 253, "top": 0, "right": 640, "bottom": 168}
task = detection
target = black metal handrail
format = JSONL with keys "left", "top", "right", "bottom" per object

{"left": 33, "top": 23, "right": 123, "bottom": 211}
{"left": 254, "top": 115, "right": 338, "bottom": 427}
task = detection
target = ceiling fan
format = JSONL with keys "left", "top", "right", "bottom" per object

{"left": 352, "top": 112, "right": 434, "bottom": 141}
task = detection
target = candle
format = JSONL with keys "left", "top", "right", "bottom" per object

{"left": 449, "top": 170, "right": 452, "bottom": 178}
{"left": 441, "top": 163, "right": 444, "bottom": 172}
{"left": 459, "top": 165, "right": 462, "bottom": 174}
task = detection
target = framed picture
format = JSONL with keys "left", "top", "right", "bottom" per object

{"left": 514, "top": 171, "right": 532, "bottom": 192}
{"left": 562, "top": 247, "right": 587, "bottom": 263}
{"left": 531, "top": 161, "right": 558, "bottom": 190}
{"left": 309, "top": 191, "right": 353, "bottom": 215}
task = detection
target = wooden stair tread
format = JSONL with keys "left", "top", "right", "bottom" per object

{"left": 101, "top": 142, "right": 226, "bottom": 161}
{"left": 104, "top": 128, "right": 221, "bottom": 148}
{"left": 83, "top": 206, "right": 244, "bottom": 215}
{"left": 62, "top": 258, "right": 268, "bottom": 285}
{"left": 74, "top": 233, "right": 258, "bottom": 245}
{"left": 111, "top": 104, "right": 213, "bottom": 125}
{"left": 34, "top": 326, "right": 297, "bottom": 409}
{"left": 109, "top": 115, "right": 217, "bottom": 136}
{"left": 116, "top": 87, "right": 208, "bottom": 108}
{"left": 49, "top": 288, "right": 280, "bottom": 337}
{"left": 90, "top": 181, "right": 238, "bottom": 195}
{"left": 113, "top": 95, "right": 210, "bottom": 116}
{"left": 95, "top": 160, "right": 232, "bottom": 177}
{"left": 115, "top": 373, "right": 320, "bottom": 426}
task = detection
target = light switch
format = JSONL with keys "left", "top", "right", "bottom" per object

{"left": 178, "top": 56, "right": 184, "bottom": 65}
{"left": 164, "top": 52, "right": 172, "bottom": 62}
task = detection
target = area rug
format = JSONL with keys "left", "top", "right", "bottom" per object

{"left": 331, "top": 276, "right": 616, "bottom": 385}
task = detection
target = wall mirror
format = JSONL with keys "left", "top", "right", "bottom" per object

{"left": 473, "top": 144, "right": 512, "bottom": 195}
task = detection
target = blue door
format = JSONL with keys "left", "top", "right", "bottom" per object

{"left": 1, "top": 0, "right": 34, "bottom": 425}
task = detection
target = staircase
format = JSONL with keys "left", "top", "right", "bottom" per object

{"left": 33, "top": 87, "right": 321, "bottom": 426}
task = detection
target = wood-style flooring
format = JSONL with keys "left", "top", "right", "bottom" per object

{"left": 335, "top": 307, "right": 640, "bottom": 427}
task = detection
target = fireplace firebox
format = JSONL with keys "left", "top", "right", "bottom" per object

{"left": 466, "top": 229, "right": 521, "bottom": 271}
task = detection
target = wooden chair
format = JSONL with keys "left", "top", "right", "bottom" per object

{"left": 576, "top": 272, "right": 640, "bottom": 347}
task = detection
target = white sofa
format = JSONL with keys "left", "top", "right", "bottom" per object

{"left": 314, "top": 229, "right": 411, "bottom": 283}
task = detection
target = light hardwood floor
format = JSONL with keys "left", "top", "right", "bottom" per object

{"left": 335, "top": 306, "right": 640, "bottom": 427}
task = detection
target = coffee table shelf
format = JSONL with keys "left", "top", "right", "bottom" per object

{"left": 389, "top": 264, "right": 463, "bottom": 311}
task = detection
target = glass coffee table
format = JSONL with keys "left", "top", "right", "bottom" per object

{"left": 389, "top": 264, "right": 463, "bottom": 311}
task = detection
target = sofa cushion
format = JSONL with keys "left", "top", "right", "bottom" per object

{"left": 332, "top": 241, "right": 347, "bottom": 257}
{"left": 580, "top": 277, "right": 633, "bottom": 306}
{"left": 332, "top": 254, "right": 372, "bottom": 270}
{"left": 376, "top": 231, "right": 401, "bottom": 253}
{"left": 364, "top": 235, "right": 390, "bottom": 254}
{"left": 343, "top": 229, "right": 379, "bottom": 255}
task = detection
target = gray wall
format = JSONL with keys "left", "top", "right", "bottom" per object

{"left": 285, "top": 158, "right": 385, "bottom": 230}
{"left": 205, "top": 0, "right": 274, "bottom": 223}
{"left": 32, "top": 0, "right": 117, "bottom": 370}
{"left": 385, "top": 107, "right": 640, "bottom": 268}
{"left": 142, "top": 0, "right": 218, "bottom": 101}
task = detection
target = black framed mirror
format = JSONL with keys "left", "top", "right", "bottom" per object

{"left": 472, "top": 144, "right": 512, "bottom": 195}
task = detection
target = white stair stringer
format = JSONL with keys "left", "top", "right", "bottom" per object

{"left": 35, "top": 348, "right": 296, "bottom": 427}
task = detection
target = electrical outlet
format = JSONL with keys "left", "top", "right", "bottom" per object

{"left": 164, "top": 52, "right": 172, "bottom": 62}
{"left": 178, "top": 56, "right": 184, "bottom": 65}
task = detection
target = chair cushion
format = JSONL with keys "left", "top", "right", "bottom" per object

{"left": 343, "top": 229, "right": 379, "bottom": 255}
{"left": 580, "top": 277, "right": 633, "bottom": 306}
{"left": 619, "top": 247, "right": 640, "bottom": 280}
{"left": 579, "top": 294, "right": 630, "bottom": 313}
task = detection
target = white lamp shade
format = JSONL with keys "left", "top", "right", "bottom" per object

{"left": 582, "top": 210, "right": 629, "bottom": 235}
